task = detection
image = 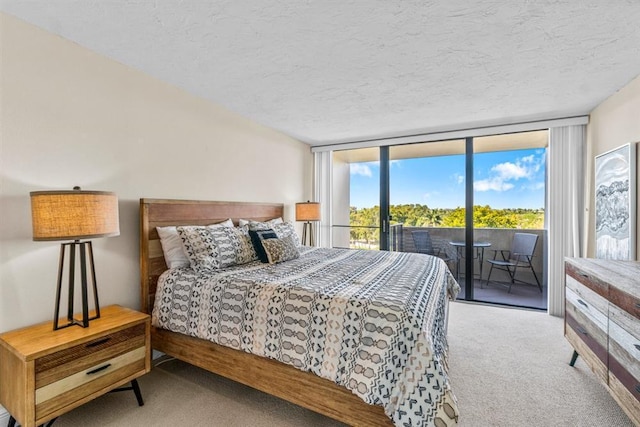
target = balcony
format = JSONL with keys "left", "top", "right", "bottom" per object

{"left": 342, "top": 224, "right": 546, "bottom": 310}
{"left": 397, "top": 225, "right": 546, "bottom": 309}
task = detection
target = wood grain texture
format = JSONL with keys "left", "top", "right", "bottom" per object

{"left": 609, "top": 303, "right": 640, "bottom": 382}
{"left": 153, "top": 327, "right": 391, "bottom": 427}
{"left": 609, "top": 371, "right": 640, "bottom": 426}
{"left": 140, "top": 198, "right": 395, "bottom": 427}
{"left": 565, "top": 261, "right": 609, "bottom": 299}
{"left": 565, "top": 316, "right": 608, "bottom": 383}
{"left": 36, "top": 347, "right": 146, "bottom": 404}
{"left": 565, "top": 275, "right": 609, "bottom": 319}
{"left": 0, "top": 305, "right": 150, "bottom": 427}
{"left": 565, "top": 258, "right": 640, "bottom": 302}
{"left": 0, "top": 305, "right": 149, "bottom": 360}
{"left": 36, "top": 323, "right": 145, "bottom": 372}
{"left": 35, "top": 361, "right": 146, "bottom": 422}
{"left": 564, "top": 258, "right": 640, "bottom": 425}
{"left": 139, "top": 198, "right": 284, "bottom": 314}
{"left": 36, "top": 334, "right": 146, "bottom": 388}
{"left": 0, "top": 343, "right": 32, "bottom": 426}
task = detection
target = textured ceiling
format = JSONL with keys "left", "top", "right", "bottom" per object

{"left": 2, "top": 1, "right": 640, "bottom": 145}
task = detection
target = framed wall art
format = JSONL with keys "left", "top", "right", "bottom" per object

{"left": 594, "top": 142, "right": 637, "bottom": 260}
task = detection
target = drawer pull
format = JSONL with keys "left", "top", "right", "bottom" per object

{"left": 579, "top": 273, "right": 589, "bottom": 278}
{"left": 635, "top": 344, "right": 640, "bottom": 351}
{"left": 636, "top": 302, "right": 640, "bottom": 309}
{"left": 577, "top": 299, "right": 588, "bottom": 308}
{"left": 86, "top": 337, "right": 111, "bottom": 348}
{"left": 636, "top": 384, "right": 640, "bottom": 394}
{"left": 86, "top": 363, "right": 112, "bottom": 375}
{"left": 576, "top": 326, "right": 588, "bottom": 335}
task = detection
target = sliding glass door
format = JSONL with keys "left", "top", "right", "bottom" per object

{"left": 330, "top": 130, "right": 548, "bottom": 310}
{"left": 472, "top": 132, "right": 547, "bottom": 309}
{"left": 388, "top": 139, "right": 467, "bottom": 281}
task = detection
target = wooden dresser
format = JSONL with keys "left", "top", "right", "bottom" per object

{"left": 564, "top": 257, "right": 640, "bottom": 426}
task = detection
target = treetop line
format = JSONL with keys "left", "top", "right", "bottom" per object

{"left": 350, "top": 204, "right": 544, "bottom": 229}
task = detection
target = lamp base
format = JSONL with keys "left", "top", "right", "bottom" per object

{"left": 54, "top": 241, "right": 101, "bottom": 330}
{"left": 301, "top": 222, "right": 315, "bottom": 246}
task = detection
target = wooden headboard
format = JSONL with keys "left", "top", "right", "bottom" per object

{"left": 139, "top": 198, "right": 284, "bottom": 314}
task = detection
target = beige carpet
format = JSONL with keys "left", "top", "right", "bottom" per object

{"left": 54, "top": 302, "right": 633, "bottom": 426}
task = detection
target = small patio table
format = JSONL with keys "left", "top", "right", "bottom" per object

{"left": 448, "top": 241, "right": 492, "bottom": 281}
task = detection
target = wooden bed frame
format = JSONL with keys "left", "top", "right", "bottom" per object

{"left": 140, "top": 198, "right": 392, "bottom": 426}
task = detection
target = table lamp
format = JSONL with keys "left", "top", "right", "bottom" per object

{"left": 295, "top": 201, "right": 320, "bottom": 246}
{"left": 30, "top": 187, "right": 120, "bottom": 330}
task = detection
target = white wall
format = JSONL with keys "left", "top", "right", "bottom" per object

{"left": 0, "top": 13, "right": 313, "bottom": 334}
{"left": 586, "top": 74, "right": 640, "bottom": 259}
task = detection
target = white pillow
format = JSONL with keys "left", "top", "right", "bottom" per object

{"left": 238, "top": 217, "right": 283, "bottom": 227}
{"left": 157, "top": 218, "right": 234, "bottom": 268}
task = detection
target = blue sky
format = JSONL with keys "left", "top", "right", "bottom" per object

{"left": 349, "top": 148, "right": 546, "bottom": 209}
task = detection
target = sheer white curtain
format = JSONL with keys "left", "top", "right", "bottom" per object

{"left": 314, "top": 151, "right": 333, "bottom": 248}
{"left": 547, "top": 125, "right": 586, "bottom": 316}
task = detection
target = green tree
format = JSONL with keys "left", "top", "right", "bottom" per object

{"left": 440, "top": 205, "right": 519, "bottom": 228}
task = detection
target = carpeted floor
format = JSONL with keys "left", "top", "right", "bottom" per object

{"left": 53, "top": 301, "right": 633, "bottom": 426}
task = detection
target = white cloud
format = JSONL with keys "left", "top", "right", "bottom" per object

{"left": 452, "top": 173, "right": 465, "bottom": 185}
{"left": 491, "top": 162, "right": 529, "bottom": 180}
{"left": 524, "top": 182, "right": 546, "bottom": 191}
{"left": 474, "top": 178, "right": 515, "bottom": 192}
{"left": 520, "top": 155, "right": 535, "bottom": 163}
{"left": 350, "top": 163, "right": 372, "bottom": 177}
{"left": 475, "top": 153, "right": 544, "bottom": 192}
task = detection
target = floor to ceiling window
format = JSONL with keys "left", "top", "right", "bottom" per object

{"left": 330, "top": 130, "right": 548, "bottom": 310}
{"left": 472, "top": 132, "right": 547, "bottom": 309}
{"left": 332, "top": 147, "right": 380, "bottom": 249}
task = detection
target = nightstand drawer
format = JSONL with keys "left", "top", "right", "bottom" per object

{"left": 35, "top": 346, "right": 146, "bottom": 420}
{"left": 0, "top": 305, "right": 150, "bottom": 427}
{"left": 35, "top": 323, "right": 146, "bottom": 388}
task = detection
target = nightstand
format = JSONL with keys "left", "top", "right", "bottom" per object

{"left": 0, "top": 305, "right": 150, "bottom": 427}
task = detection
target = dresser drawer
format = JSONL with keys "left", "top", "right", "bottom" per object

{"left": 565, "top": 262, "right": 608, "bottom": 298}
{"left": 34, "top": 323, "right": 147, "bottom": 420}
{"left": 609, "top": 286, "right": 640, "bottom": 321}
{"left": 608, "top": 302, "right": 640, "bottom": 417}
{"left": 609, "top": 362, "right": 640, "bottom": 426}
{"left": 565, "top": 275, "right": 609, "bottom": 316}
{"left": 565, "top": 284, "right": 608, "bottom": 382}
{"left": 609, "top": 303, "right": 640, "bottom": 377}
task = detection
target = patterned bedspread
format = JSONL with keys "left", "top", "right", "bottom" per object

{"left": 152, "top": 247, "right": 460, "bottom": 426}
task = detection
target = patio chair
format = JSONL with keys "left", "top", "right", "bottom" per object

{"left": 484, "top": 232, "right": 541, "bottom": 293}
{"left": 412, "top": 231, "right": 453, "bottom": 264}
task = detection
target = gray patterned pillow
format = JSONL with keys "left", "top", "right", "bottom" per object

{"left": 177, "top": 225, "right": 257, "bottom": 271}
{"left": 244, "top": 221, "right": 301, "bottom": 247}
{"left": 271, "top": 222, "right": 301, "bottom": 247}
{"left": 261, "top": 236, "right": 300, "bottom": 264}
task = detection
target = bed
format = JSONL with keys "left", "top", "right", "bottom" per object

{"left": 140, "top": 198, "right": 460, "bottom": 426}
